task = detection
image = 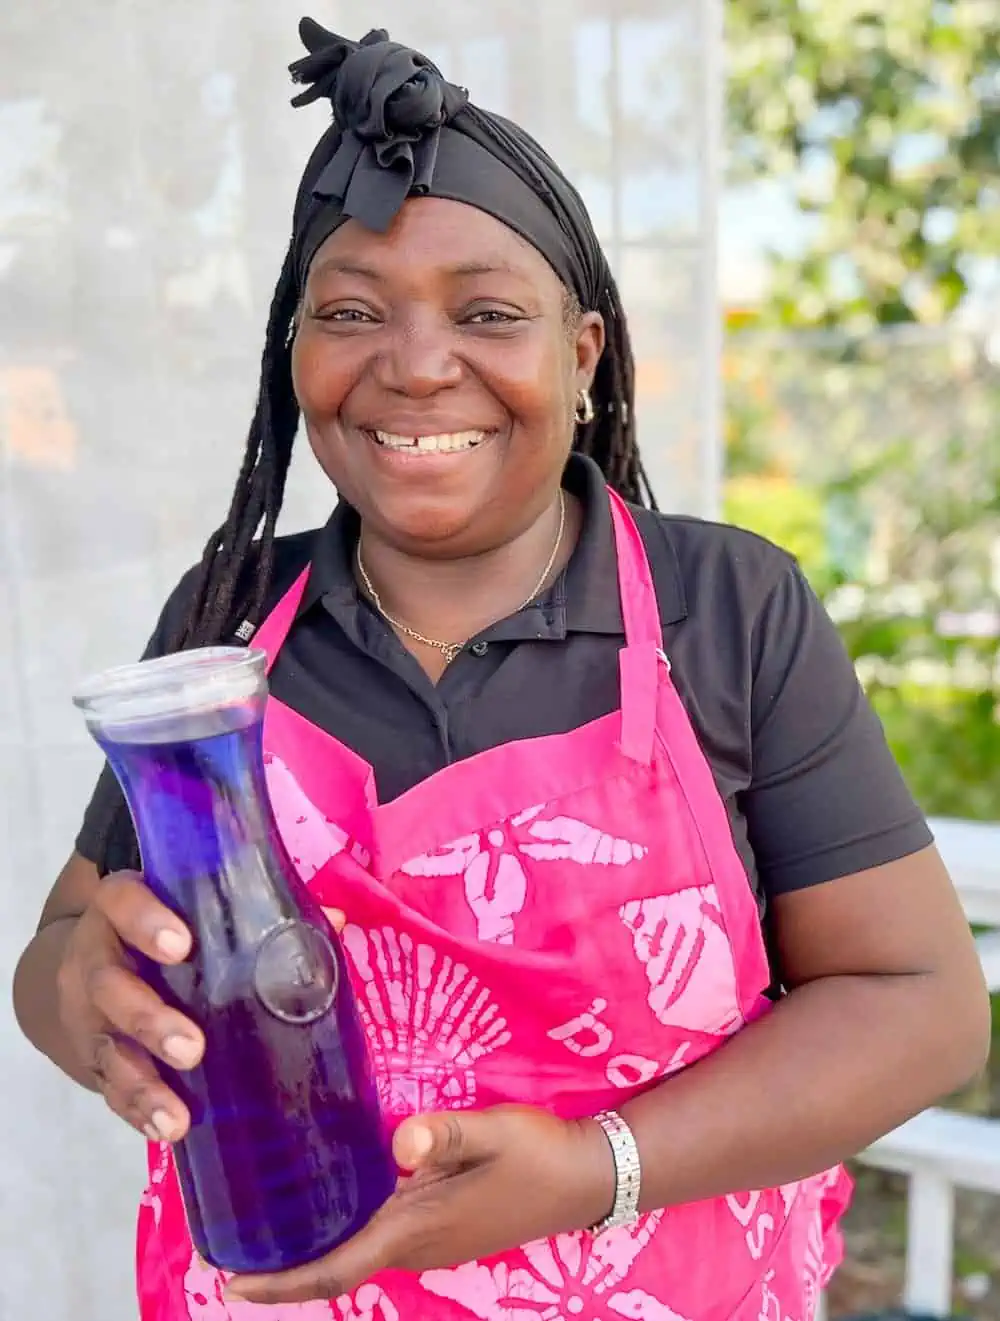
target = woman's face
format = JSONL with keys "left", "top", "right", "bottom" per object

{"left": 292, "top": 197, "right": 605, "bottom": 557}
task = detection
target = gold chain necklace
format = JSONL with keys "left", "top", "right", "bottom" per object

{"left": 356, "top": 490, "right": 566, "bottom": 666}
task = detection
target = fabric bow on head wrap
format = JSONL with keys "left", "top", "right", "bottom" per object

{"left": 288, "top": 18, "right": 610, "bottom": 308}
{"left": 290, "top": 25, "right": 469, "bottom": 235}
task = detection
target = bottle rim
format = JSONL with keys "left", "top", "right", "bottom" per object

{"left": 73, "top": 646, "right": 268, "bottom": 734}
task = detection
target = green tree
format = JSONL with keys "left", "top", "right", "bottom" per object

{"left": 725, "top": 0, "right": 1000, "bottom": 330}
{"left": 722, "top": 0, "right": 1000, "bottom": 827}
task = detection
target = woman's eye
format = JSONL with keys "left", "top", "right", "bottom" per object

{"left": 466, "top": 309, "right": 520, "bottom": 325}
{"left": 315, "top": 307, "right": 377, "bottom": 324}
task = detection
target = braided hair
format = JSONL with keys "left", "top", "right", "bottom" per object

{"left": 92, "top": 29, "right": 656, "bottom": 874}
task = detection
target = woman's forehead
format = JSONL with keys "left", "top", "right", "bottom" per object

{"left": 307, "top": 197, "right": 561, "bottom": 290}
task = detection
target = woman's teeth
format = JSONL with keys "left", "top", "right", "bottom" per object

{"left": 373, "top": 430, "right": 486, "bottom": 453}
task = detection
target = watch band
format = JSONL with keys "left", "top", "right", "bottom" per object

{"left": 589, "top": 1110, "right": 642, "bottom": 1235}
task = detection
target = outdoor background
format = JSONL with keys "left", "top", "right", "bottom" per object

{"left": 723, "top": 3, "right": 999, "bottom": 1313}
{"left": 0, "top": 1, "right": 997, "bottom": 1319}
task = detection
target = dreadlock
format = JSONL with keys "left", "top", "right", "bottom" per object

{"left": 174, "top": 244, "right": 300, "bottom": 651}
{"left": 568, "top": 277, "right": 653, "bottom": 512}
{"left": 91, "top": 246, "right": 301, "bottom": 872}
{"left": 92, "top": 27, "right": 656, "bottom": 875}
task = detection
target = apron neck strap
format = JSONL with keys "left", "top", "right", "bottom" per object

{"left": 606, "top": 488, "right": 666, "bottom": 765}
{"left": 252, "top": 568, "right": 311, "bottom": 673}
{"left": 606, "top": 487, "right": 665, "bottom": 650}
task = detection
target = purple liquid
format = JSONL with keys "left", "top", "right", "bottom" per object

{"left": 101, "top": 713, "right": 395, "bottom": 1274}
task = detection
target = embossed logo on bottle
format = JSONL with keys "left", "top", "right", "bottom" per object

{"left": 253, "top": 921, "right": 339, "bottom": 1024}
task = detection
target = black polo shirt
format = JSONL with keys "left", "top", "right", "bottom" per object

{"left": 76, "top": 454, "right": 931, "bottom": 935}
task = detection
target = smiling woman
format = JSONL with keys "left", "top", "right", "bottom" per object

{"left": 11, "top": 17, "right": 991, "bottom": 1321}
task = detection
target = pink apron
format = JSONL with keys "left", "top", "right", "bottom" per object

{"left": 136, "top": 489, "right": 851, "bottom": 1320}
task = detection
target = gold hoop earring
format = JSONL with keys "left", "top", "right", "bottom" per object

{"left": 575, "top": 389, "right": 595, "bottom": 425}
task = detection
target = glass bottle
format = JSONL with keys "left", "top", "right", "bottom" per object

{"left": 74, "top": 647, "right": 395, "bottom": 1274}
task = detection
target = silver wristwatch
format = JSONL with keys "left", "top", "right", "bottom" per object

{"left": 589, "top": 1110, "right": 642, "bottom": 1235}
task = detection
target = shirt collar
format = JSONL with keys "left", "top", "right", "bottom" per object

{"left": 298, "top": 453, "right": 686, "bottom": 638}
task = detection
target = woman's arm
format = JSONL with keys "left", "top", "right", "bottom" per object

{"left": 14, "top": 853, "right": 104, "bottom": 1089}
{"left": 615, "top": 843, "right": 991, "bottom": 1209}
{"left": 608, "top": 556, "right": 990, "bottom": 1207}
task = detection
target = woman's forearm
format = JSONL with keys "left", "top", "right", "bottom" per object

{"left": 609, "top": 971, "right": 989, "bottom": 1212}
{"left": 13, "top": 918, "right": 98, "bottom": 1090}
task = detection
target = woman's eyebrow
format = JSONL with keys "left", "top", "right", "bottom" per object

{"left": 310, "top": 256, "right": 534, "bottom": 284}
{"left": 309, "top": 258, "right": 383, "bottom": 282}
{"left": 445, "top": 259, "right": 532, "bottom": 280}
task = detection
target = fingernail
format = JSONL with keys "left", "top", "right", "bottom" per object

{"left": 163, "top": 1035, "right": 201, "bottom": 1068}
{"left": 155, "top": 928, "right": 189, "bottom": 959}
{"left": 151, "top": 1109, "right": 178, "bottom": 1141}
{"left": 143, "top": 1123, "right": 161, "bottom": 1143}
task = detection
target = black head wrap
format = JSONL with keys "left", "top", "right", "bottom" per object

{"left": 288, "top": 19, "right": 610, "bottom": 309}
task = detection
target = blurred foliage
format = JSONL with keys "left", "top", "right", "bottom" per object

{"left": 723, "top": 330, "right": 1000, "bottom": 822}
{"left": 724, "top": 474, "right": 831, "bottom": 589}
{"left": 874, "top": 685, "right": 1000, "bottom": 821}
{"left": 722, "top": 1, "right": 999, "bottom": 823}
{"left": 726, "top": 0, "right": 1000, "bottom": 330}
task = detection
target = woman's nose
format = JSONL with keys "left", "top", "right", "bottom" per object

{"left": 373, "top": 318, "right": 464, "bottom": 397}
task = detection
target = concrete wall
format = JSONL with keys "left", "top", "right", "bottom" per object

{"left": 0, "top": 3, "right": 721, "bottom": 1316}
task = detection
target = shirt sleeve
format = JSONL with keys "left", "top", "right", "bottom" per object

{"left": 74, "top": 566, "right": 200, "bottom": 869}
{"left": 744, "top": 562, "right": 933, "bottom": 898}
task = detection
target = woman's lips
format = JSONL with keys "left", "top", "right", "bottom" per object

{"left": 369, "top": 429, "right": 489, "bottom": 453}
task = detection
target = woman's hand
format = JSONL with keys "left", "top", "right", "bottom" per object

{"left": 55, "top": 870, "right": 203, "bottom": 1141}
{"left": 225, "top": 1105, "right": 614, "bottom": 1306}
{"left": 57, "top": 888, "right": 349, "bottom": 1143}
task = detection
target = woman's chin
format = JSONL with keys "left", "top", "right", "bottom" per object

{"left": 351, "top": 472, "right": 507, "bottom": 556}
{"left": 368, "top": 508, "right": 487, "bottom": 557}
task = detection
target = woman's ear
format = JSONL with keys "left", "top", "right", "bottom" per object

{"left": 574, "top": 310, "right": 605, "bottom": 394}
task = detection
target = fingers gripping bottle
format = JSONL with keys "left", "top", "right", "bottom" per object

{"left": 74, "top": 647, "right": 395, "bottom": 1273}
